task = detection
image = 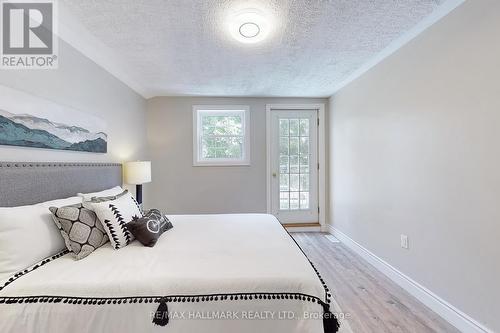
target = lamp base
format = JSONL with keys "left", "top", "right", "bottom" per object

{"left": 136, "top": 184, "right": 143, "bottom": 205}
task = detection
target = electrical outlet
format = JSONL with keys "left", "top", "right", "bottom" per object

{"left": 401, "top": 234, "right": 409, "bottom": 249}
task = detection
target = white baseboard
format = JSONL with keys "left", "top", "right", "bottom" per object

{"left": 326, "top": 225, "right": 492, "bottom": 333}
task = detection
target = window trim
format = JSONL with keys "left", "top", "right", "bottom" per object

{"left": 193, "top": 105, "right": 251, "bottom": 166}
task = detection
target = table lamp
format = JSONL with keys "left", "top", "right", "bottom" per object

{"left": 124, "top": 161, "right": 151, "bottom": 205}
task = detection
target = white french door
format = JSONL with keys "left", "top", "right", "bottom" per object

{"left": 270, "top": 110, "right": 319, "bottom": 224}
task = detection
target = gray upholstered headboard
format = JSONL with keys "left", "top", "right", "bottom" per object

{"left": 0, "top": 162, "right": 122, "bottom": 207}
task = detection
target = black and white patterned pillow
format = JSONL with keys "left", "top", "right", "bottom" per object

{"left": 85, "top": 191, "right": 143, "bottom": 249}
{"left": 126, "top": 209, "right": 173, "bottom": 247}
{"left": 90, "top": 189, "right": 128, "bottom": 203}
{"left": 49, "top": 204, "right": 109, "bottom": 260}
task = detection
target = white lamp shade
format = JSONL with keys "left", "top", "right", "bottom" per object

{"left": 124, "top": 161, "right": 151, "bottom": 185}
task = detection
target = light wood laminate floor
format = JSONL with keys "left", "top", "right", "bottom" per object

{"left": 292, "top": 233, "right": 460, "bottom": 333}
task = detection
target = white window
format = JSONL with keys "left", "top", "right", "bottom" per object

{"left": 193, "top": 105, "right": 250, "bottom": 166}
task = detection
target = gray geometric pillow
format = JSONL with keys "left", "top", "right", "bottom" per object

{"left": 49, "top": 204, "right": 109, "bottom": 260}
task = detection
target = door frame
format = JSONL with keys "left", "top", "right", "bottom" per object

{"left": 266, "top": 103, "right": 326, "bottom": 230}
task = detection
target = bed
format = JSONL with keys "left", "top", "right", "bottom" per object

{"left": 0, "top": 162, "right": 349, "bottom": 333}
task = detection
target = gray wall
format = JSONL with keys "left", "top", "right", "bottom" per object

{"left": 146, "top": 96, "right": 327, "bottom": 214}
{"left": 0, "top": 39, "right": 147, "bottom": 164}
{"left": 329, "top": 0, "right": 499, "bottom": 331}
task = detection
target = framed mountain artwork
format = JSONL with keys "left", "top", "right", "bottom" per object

{"left": 0, "top": 85, "right": 107, "bottom": 153}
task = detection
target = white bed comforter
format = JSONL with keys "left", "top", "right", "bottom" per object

{"left": 0, "top": 214, "right": 346, "bottom": 333}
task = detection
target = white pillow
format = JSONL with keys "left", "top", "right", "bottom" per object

{"left": 0, "top": 196, "right": 82, "bottom": 284}
{"left": 85, "top": 191, "right": 142, "bottom": 250}
{"left": 77, "top": 186, "right": 123, "bottom": 201}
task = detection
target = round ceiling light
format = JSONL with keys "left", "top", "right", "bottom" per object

{"left": 239, "top": 22, "right": 260, "bottom": 38}
{"left": 228, "top": 8, "right": 271, "bottom": 44}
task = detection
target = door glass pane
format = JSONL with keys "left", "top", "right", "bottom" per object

{"left": 280, "top": 174, "right": 289, "bottom": 191}
{"left": 289, "top": 137, "right": 299, "bottom": 155}
{"left": 300, "top": 119, "right": 309, "bottom": 136}
{"left": 279, "top": 137, "right": 289, "bottom": 155}
{"left": 289, "top": 155, "right": 299, "bottom": 174}
{"left": 299, "top": 155, "right": 309, "bottom": 173}
{"left": 279, "top": 119, "right": 289, "bottom": 136}
{"left": 279, "top": 156, "right": 289, "bottom": 174}
{"left": 290, "top": 174, "right": 299, "bottom": 191}
{"left": 290, "top": 192, "right": 299, "bottom": 210}
{"left": 299, "top": 137, "right": 309, "bottom": 155}
{"left": 280, "top": 192, "right": 289, "bottom": 210}
{"left": 300, "top": 192, "right": 309, "bottom": 209}
{"left": 278, "top": 116, "right": 313, "bottom": 213}
{"left": 300, "top": 174, "right": 309, "bottom": 191}
{"left": 289, "top": 119, "right": 299, "bottom": 136}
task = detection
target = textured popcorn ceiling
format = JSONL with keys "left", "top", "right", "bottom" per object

{"left": 61, "top": 0, "right": 446, "bottom": 97}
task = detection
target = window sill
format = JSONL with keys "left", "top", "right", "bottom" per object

{"left": 193, "top": 161, "right": 251, "bottom": 167}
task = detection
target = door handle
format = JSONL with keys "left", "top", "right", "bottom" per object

{"left": 272, "top": 172, "right": 277, "bottom": 178}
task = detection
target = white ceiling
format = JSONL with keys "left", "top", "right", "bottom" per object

{"left": 60, "top": 0, "right": 457, "bottom": 98}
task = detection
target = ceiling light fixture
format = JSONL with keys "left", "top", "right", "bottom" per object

{"left": 228, "top": 8, "right": 271, "bottom": 44}
{"left": 239, "top": 22, "right": 260, "bottom": 38}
